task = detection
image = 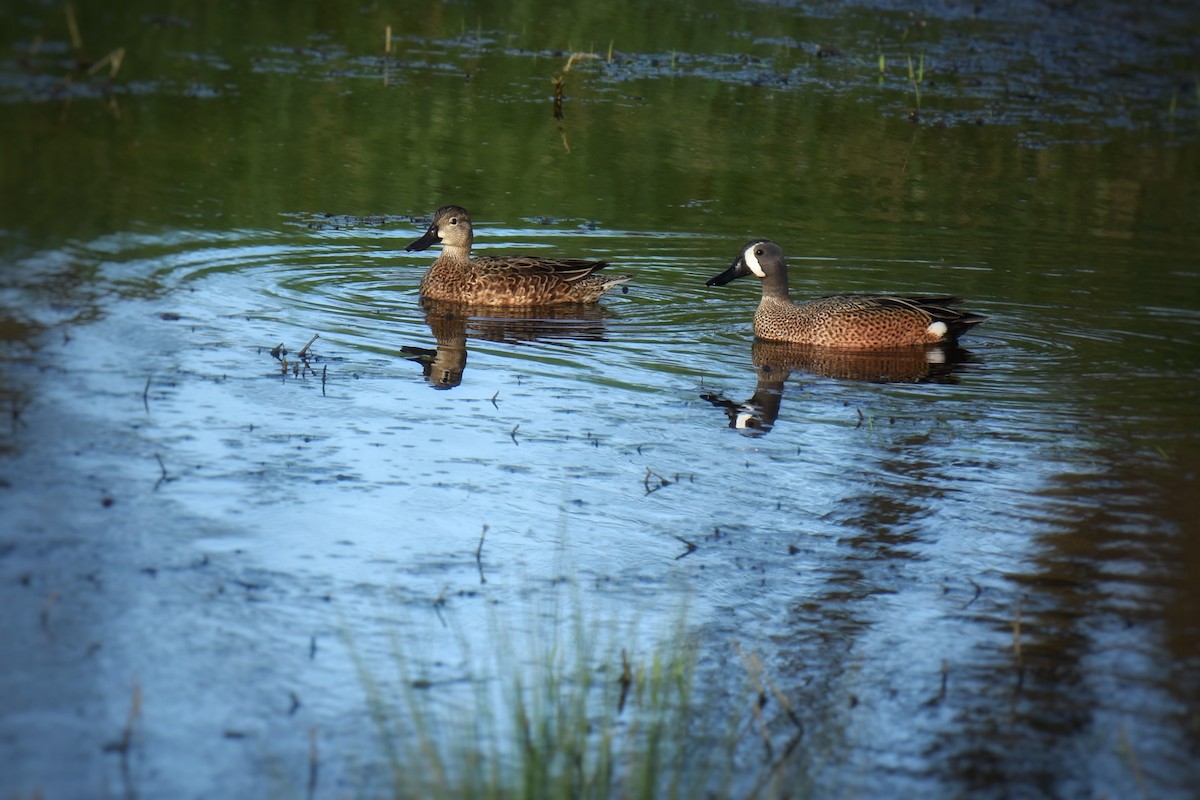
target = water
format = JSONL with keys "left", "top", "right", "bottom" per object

{"left": 2, "top": 0, "right": 1198, "bottom": 797}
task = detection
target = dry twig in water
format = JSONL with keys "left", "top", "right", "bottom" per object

{"left": 735, "top": 641, "right": 804, "bottom": 769}
{"left": 643, "top": 467, "right": 672, "bottom": 494}
{"left": 475, "top": 524, "right": 489, "bottom": 584}
{"left": 307, "top": 727, "right": 319, "bottom": 800}
{"left": 617, "top": 648, "right": 633, "bottom": 712}
{"left": 551, "top": 51, "right": 600, "bottom": 120}
{"left": 298, "top": 333, "right": 319, "bottom": 358}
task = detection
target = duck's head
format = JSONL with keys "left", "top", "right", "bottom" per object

{"left": 406, "top": 205, "right": 474, "bottom": 251}
{"left": 706, "top": 240, "right": 786, "bottom": 287}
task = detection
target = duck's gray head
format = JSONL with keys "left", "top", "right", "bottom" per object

{"left": 706, "top": 240, "right": 785, "bottom": 287}
{"left": 406, "top": 205, "right": 473, "bottom": 252}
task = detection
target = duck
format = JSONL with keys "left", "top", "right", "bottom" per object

{"left": 707, "top": 240, "right": 986, "bottom": 347}
{"left": 405, "top": 205, "right": 631, "bottom": 306}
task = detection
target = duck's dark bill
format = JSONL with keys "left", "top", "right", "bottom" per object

{"left": 405, "top": 226, "right": 440, "bottom": 252}
{"left": 706, "top": 257, "right": 749, "bottom": 287}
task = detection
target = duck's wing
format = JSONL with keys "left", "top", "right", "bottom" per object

{"left": 826, "top": 294, "right": 975, "bottom": 318}
{"left": 883, "top": 295, "right": 988, "bottom": 332}
{"left": 473, "top": 256, "right": 609, "bottom": 284}
{"left": 814, "top": 294, "right": 987, "bottom": 335}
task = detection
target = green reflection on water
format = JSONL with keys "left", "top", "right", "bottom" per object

{"left": 2, "top": 0, "right": 1197, "bottom": 272}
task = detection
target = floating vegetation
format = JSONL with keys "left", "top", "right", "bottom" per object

{"left": 279, "top": 211, "right": 417, "bottom": 230}
{"left": 2, "top": 2, "right": 1192, "bottom": 139}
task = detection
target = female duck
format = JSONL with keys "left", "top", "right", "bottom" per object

{"left": 707, "top": 240, "right": 986, "bottom": 347}
{"left": 406, "top": 205, "right": 630, "bottom": 306}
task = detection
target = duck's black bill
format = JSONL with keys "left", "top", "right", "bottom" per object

{"left": 706, "top": 255, "right": 750, "bottom": 287}
{"left": 405, "top": 226, "right": 440, "bottom": 252}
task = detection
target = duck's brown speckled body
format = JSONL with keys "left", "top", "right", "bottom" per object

{"left": 406, "top": 205, "right": 630, "bottom": 306}
{"left": 707, "top": 240, "right": 986, "bottom": 348}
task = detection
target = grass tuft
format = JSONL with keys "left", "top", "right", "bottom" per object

{"left": 345, "top": 588, "right": 733, "bottom": 799}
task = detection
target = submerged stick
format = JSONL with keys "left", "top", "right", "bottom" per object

{"left": 617, "top": 648, "right": 632, "bottom": 713}
{"left": 1011, "top": 603, "right": 1023, "bottom": 666}
{"left": 551, "top": 51, "right": 600, "bottom": 120}
{"left": 1011, "top": 602, "right": 1026, "bottom": 710}
{"left": 643, "top": 467, "right": 672, "bottom": 494}
{"left": 475, "top": 524, "right": 488, "bottom": 585}
{"left": 432, "top": 588, "right": 448, "bottom": 627}
{"left": 65, "top": 4, "right": 83, "bottom": 51}
{"left": 108, "top": 681, "right": 143, "bottom": 800}
{"left": 673, "top": 535, "right": 697, "bottom": 559}
{"left": 297, "top": 333, "right": 319, "bottom": 358}
{"left": 40, "top": 591, "right": 60, "bottom": 637}
{"left": 154, "top": 453, "right": 171, "bottom": 490}
{"left": 475, "top": 523, "right": 488, "bottom": 561}
{"left": 734, "top": 642, "right": 773, "bottom": 759}
{"left": 964, "top": 577, "right": 982, "bottom": 609}
{"left": 307, "top": 727, "right": 319, "bottom": 800}
{"left": 87, "top": 47, "right": 126, "bottom": 79}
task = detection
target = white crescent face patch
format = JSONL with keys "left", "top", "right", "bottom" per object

{"left": 743, "top": 244, "right": 767, "bottom": 278}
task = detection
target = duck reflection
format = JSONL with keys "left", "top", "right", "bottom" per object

{"left": 402, "top": 300, "right": 611, "bottom": 389}
{"left": 703, "top": 340, "right": 976, "bottom": 434}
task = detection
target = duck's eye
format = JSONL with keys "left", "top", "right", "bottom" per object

{"left": 449, "top": 217, "right": 458, "bottom": 225}
{"left": 755, "top": 248, "right": 764, "bottom": 256}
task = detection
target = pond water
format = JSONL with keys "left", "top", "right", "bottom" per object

{"left": 2, "top": 0, "right": 1198, "bottom": 797}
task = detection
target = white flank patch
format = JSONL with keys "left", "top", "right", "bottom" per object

{"left": 927, "top": 321, "right": 948, "bottom": 339}
{"left": 744, "top": 245, "right": 766, "bottom": 278}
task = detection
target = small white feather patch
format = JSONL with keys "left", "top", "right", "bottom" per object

{"left": 744, "top": 245, "right": 766, "bottom": 278}
{"left": 927, "top": 321, "right": 948, "bottom": 339}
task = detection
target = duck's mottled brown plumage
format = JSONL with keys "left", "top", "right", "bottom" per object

{"left": 707, "top": 240, "right": 986, "bottom": 348}
{"left": 406, "top": 205, "right": 630, "bottom": 306}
